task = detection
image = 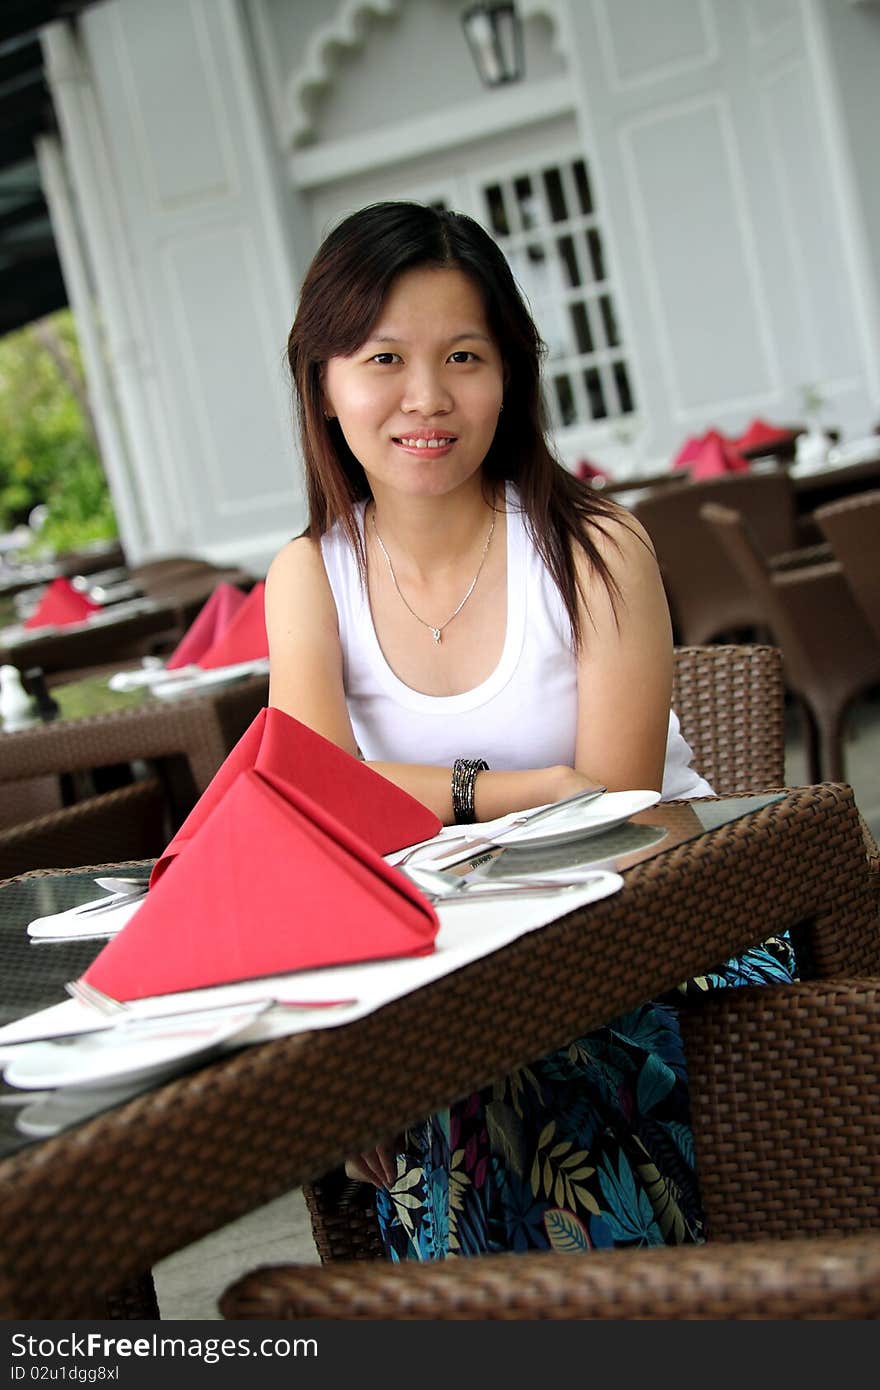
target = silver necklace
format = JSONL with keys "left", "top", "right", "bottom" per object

{"left": 371, "top": 506, "right": 496, "bottom": 644}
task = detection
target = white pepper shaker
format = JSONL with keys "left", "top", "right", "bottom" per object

{"left": 0, "top": 664, "right": 37, "bottom": 731}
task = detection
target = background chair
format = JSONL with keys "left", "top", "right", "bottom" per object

{"left": 814, "top": 490, "right": 880, "bottom": 645}
{"left": 0, "top": 777, "right": 169, "bottom": 881}
{"left": 293, "top": 643, "right": 791, "bottom": 1269}
{"left": 221, "top": 1233, "right": 880, "bottom": 1319}
{"left": 701, "top": 502, "right": 880, "bottom": 783}
{"left": 221, "top": 977, "right": 880, "bottom": 1319}
{"left": 631, "top": 472, "right": 804, "bottom": 645}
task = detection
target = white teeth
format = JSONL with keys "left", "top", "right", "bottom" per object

{"left": 398, "top": 437, "right": 452, "bottom": 448}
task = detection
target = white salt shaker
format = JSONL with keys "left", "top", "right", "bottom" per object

{"left": 0, "top": 664, "right": 37, "bottom": 731}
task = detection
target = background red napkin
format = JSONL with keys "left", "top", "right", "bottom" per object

{"left": 734, "top": 418, "right": 795, "bottom": 453}
{"left": 151, "top": 704, "right": 442, "bottom": 885}
{"left": 82, "top": 765, "right": 438, "bottom": 1001}
{"left": 197, "top": 581, "right": 267, "bottom": 669}
{"left": 23, "top": 577, "right": 99, "bottom": 629}
{"left": 165, "top": 582, "right": 246, "bottom": 669}
{"left": 672, "top": 429, "right": 748, "bottom": 478}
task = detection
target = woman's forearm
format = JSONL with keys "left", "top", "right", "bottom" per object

{"left": 367, "top": 762, "right": 602, "bottom": 825}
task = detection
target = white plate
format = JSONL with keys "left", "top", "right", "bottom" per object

{"left": 2, "top": 1000, "right": 269, "bottom": 1091}
{"left": 16, "top": 1079, "right": 153, "bottom": 1138}
{"left": 151, "top": 658, "right": 269, "bottom": 700}
{"left": 490, "top": 788, "right": 661, "bottom": 850}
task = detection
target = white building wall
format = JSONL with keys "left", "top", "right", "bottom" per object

{"left": 563, "top": 0, "right": 877, "bottom": 463}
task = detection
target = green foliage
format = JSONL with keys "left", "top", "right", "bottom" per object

{"left": 0, "top": 310, "right": 118, "bottom": 554}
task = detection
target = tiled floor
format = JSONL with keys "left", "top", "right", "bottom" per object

{"left": 153, "top": 691, "right": 880, "bottom": 1319}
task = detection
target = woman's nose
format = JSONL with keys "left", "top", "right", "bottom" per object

{"left": 400, "top": 369, "right": 452, "bottom": 416}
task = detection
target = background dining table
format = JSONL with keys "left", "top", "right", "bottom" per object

{"left": 0, "top": 669, "right": 270, "bottom": 825}
{"left": 0, "top": 781, "right": 874, "bottom": 1318}
{"left": 789, "top": 448, "right": 880, "bottom": 542}
{"left": 0, "top": 600, "right": 182, "bottom": 681}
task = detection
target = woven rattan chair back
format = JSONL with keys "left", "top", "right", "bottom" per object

{"left": 701, "top": 502, "right": 880, "bottom": 782}
{"left": 671, "top": 644, "right": 784, "bottom": 794}
{"left": 632, "top": 472, "right": 797, "bottom": 645}
{"left": 221, "top": 976, "right": 880, "bottom": 1317}
{"left": 814, "top": 490, "right": 880, "bottom": 646}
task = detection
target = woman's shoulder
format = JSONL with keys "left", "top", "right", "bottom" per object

{"left": 581, "top": 500, "right": 657, "bottom": 571}
{"left": 265, "top": 533, "right": 331, "bottom": 607}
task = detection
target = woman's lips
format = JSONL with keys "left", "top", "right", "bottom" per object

{"left": 392, "top": 433, "right": 457, "bottom": 457}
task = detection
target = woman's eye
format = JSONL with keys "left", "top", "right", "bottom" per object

{"left": 448, "top": 350, "right": 478, "bottom": 364}
{"left": 370, "top": 352, "right": 401, "bottom": 366}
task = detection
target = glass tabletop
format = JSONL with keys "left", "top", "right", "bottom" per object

{"left": 0, "top": 864, "right": 152, "bottom": 1160}
{"left": 476, "top": 792, "right": 784, "bottom": 878}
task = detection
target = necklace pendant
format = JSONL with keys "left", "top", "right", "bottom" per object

{"left": 431, "top": 627, "right": 441, "bottom": 644}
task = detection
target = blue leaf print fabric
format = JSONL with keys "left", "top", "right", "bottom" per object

{"left": 375, "top": 935, "right": 795, "bottom": 1259}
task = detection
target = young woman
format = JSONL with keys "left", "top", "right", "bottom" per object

{"left": 267, "top": 201, "right": 793, "bottom": 1258}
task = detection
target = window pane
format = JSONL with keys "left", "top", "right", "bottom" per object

{"left": 586, "top": 228, "right": 605, "bottom": 282}
{"left": 613, "top": 360, "right": 635, "bottom": 414}
{"left": 584, "top": 367, "right": 607, "bottom": 420}
{"left": 543, "top": 167, "right": 567, "bottom": 222}
{"left": 514, "top": 175, "right": 538, "bottom": 230}
{"left": 573, "top": 159, "right": 593, "bottom": 216}
{"left": 557, "top": 235, "right": 580, "bottom": 287}
{"left": 485, "top": 184, "right": 509, "bottom": 237}
{"left": 554, "top": 374, "right": 577, "bottom": 426}
{"left": 599, "top": 295, "right": 619, "bottom": 347}
{"left": 570, "top": 301, "right": 593, "bottom": 354}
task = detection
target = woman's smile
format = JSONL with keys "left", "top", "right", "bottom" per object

{"left": 392, "top": 429, "right": 458, "bottom": 457}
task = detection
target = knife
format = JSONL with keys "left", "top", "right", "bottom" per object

{"left": 427, "top": 785, "right": 608, "bottom": 875}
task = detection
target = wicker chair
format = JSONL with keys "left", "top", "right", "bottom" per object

{"left": 701, "top": 502, "right": 880, "bottom": 782}
{"left": 0, "top": 777, "right": 169, "bottom": 881}
{"left": 287, "top": 643, "right": 792, "bottom": 1270}
{"left": 814, "top": 490, "right": 880, "bottom": 646}
{"left": 632, "top": 473, "right": 801, "bottom": 645}
{"left": 220, "top": 977, "right": 880, "bottom": 1319}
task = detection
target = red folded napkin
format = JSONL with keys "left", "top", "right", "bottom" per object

{"left": 734, "top": 418, "right": 795, "bottom": 452}
{"left": 151, "top": 704, "right": 442, "bottom": 886}
{"left": 670, "top": 434, "right": 707, "bottom": 471}
{"left": 82, "top": 764, "right": 438, "bottom": 1001}
{"left": 197, "top": 581, "right": 267, "bottom": 669}
{"left": 23, "top": 578, "right": 100, "bottom": 630}
{"left": 165, "top": 582, "right": 247, "bottom": 670}
{"left": 673, "top": 429, "right": 748, "bottom": 479}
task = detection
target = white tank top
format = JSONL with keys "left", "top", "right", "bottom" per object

{"left": 320, "top": 486, "right": 712, "bottom": 800}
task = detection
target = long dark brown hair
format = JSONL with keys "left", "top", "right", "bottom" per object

{"left": 287, "top": 200, "right": 626, "bottom": 646}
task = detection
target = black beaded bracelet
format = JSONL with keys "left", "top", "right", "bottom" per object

{"left": 451, "top": 757, "right": 489, "bottom": 824}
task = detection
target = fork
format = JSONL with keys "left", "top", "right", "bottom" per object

{"left": 65, "top": 979, "right": 127, "bottom": 1016}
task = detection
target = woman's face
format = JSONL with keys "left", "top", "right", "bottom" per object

{"left": 322, "top": 266, "right": 505, "bottom": 501}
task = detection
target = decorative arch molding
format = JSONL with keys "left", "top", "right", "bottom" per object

{"left": 283, "top": 0, "right": 567, "bottom": 149}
